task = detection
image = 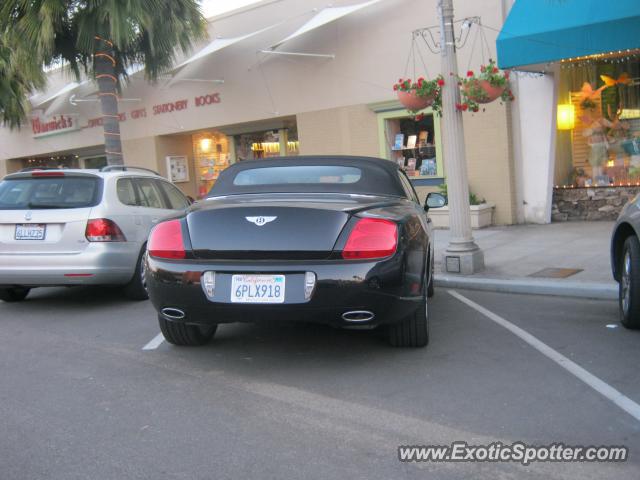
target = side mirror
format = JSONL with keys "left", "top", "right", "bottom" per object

{"left": 424, "top": 192, "right": 447, "bottom": 211}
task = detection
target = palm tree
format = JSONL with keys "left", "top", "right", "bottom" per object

{"left": 0, "top": 1, "right": 207, "bottom": 165}
{"left": 0, "top": 31, "right": 46, "bottom": 129}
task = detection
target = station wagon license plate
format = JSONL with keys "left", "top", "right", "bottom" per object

{"left": 231, "top": 274, "right": 285, "bottom": 303}
{"left": 15, "top": 224, "right": 46, "bottom": 240}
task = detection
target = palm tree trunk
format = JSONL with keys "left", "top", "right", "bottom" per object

{"left": 95, "top": 38, "right": 123, "bottom": 166}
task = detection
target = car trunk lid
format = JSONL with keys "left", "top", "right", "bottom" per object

{"left": 186, "top": 193, "right": 398, "bottom": 260}
{"left": 0, "top": 173, "right": 102, "bottom": 254}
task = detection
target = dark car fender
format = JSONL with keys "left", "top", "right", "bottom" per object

{"left": 348, "top": 204, "right": 430, "bottom": 296}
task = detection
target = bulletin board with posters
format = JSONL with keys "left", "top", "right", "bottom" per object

{"left": 166, "top": 155, "right": 190, "bottom": 183}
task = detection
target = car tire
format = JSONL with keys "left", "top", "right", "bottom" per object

{"left": 0, "top": 287, "right": 31, "bottom": 302}
{"left": 158, "top": 315, "right": 217, "bottom": 346}
{"left": 387, "top": 297, "right": 429, "bottom": 348}
{"left": 427, "top": 251, "right": 435, "bottom": 298}
{"left": 619, "top": 235, "right": 640, "bottom": 329}
{"left": 123, "top": 248, "right": 149, "bottom": 301}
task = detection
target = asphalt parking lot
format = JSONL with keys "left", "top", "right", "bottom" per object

{"left": 1, "top": 286, "right": 639, "bottom": 479}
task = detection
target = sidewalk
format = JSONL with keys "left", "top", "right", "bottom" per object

{"left": 433, "top": 221, "right": 618, "bottom": 300}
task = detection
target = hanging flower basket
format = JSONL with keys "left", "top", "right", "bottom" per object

{"left": 393, "top": 76, "right": 444, "bottom": 115}
{"left": 397, "top": 90, "right": 435, "bottom": 111}
{"left": 457, "top": 59, "right": 514, "bottom": 113}
{"left": 463, "top": 79, "right": 505, "bottom": 104}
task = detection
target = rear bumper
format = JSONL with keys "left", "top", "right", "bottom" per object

{"left": 146, "top": 255, "right": 425, "bottom": 328}
{"left": 0, "top": 242, "right": 141, "bottom": 287}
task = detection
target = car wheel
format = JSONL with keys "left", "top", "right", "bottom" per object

{"left": 387, "top": 296, "right": 429, "bottom": 348}
{"left": 123, "top": 248, "right": 149, "bottom": 301}
{"left": 0, "top": 287, "right": 31, "bottom": 302}
{"left": 619, "top": 235, "right": 640, "bottom": 329}
{"left": 427, "top": 251, "right": 435, "bottom": 298}
{"left": 158, "top": 315, "right": 217, "bottom": 346}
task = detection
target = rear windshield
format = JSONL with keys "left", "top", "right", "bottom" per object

{"left": 233, "top": 166, "right": 362, "bottom": 186}
{"left": 0, "top": 176, "right": 102, "bottom": 210}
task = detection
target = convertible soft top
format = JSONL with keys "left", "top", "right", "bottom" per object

{"left": 208, "top": 156, "right": 406, "bottom": 198}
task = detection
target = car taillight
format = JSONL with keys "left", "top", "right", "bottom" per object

{"left": 342, "top": 218, "right": 398, "bottom": 260}
{"left": 85, "top": 218, "right": 126, "bottom": 242}
{"left": 148, "top": 219, "right": 186, "bottom": 259}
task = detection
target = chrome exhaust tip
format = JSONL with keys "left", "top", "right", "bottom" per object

{"left": 342, "top": 310, "right": 375, "bottom": 322}
{"left": 161, "top": 307, "right": 185, "bottom": 320}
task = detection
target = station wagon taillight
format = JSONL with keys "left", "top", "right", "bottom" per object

{"left": 85, "top": 218, "right": 126, "bottom": 242}
{"left": 148, "top": 219, "right": 186, "bottom": 259}
{"left": 342, "top": 218, "right": 398, "bottom": 260}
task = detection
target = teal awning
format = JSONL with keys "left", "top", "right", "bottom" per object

{"left": 497, "top": 0, "right": 640, "bottom": 69}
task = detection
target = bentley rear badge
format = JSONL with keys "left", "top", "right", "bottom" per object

{"left": 245, "top": 216, "right": 277, "bottom": 226}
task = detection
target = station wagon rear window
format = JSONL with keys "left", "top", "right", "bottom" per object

{"left": 233, "top": 166, "right": 362, "bottom": 186}
{"left": 0, "top": 176, "right": 101, "bottom": 209}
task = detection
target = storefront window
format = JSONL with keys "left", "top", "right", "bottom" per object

{"left": 556, "top": 57, "right": 640, "bottom": 187}
{"left": 234, "top": 128, "right": 299, "bottom": 161}
{"left": 82, "top": 156, "right": 107, "bottom": 169}
{"left": 193, "top": 131, "right": 230, "bottom": 198}
{"left": 378, "top": 109, "right": 443, "bottom": 179}
{"left": 21, "top": 155, "right": 79, "bottom": 170}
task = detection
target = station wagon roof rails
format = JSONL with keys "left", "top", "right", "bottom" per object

{"left": 100, "top": 165, "right": 161, "bottom": 176}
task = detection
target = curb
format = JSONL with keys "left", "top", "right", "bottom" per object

{"left": 434, "top": 275, "right": 618, "bottom": 300}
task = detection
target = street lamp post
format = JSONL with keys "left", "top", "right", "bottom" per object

{"left": 438, "top": 0, "right": 484, "bottom": 274}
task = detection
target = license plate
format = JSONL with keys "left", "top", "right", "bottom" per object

{"left": 15, "top": 224, "right": 46, "bottom": 240}
{"left": 231, "top": 274, "right": 285, "bottom": 304}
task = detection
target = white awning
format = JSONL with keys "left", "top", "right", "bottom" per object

{"left": 31, "top": 82, "right": 82, "bottom": 109}
{"left": 170, "top": 26, "right": 272, "bottom": 73}
{"left": 270, "top": 0, "right": 384, "bottom": 50}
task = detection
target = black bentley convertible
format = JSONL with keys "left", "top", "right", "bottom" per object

{"left": 145, "top": 156, "right": 446, "bottom": 347}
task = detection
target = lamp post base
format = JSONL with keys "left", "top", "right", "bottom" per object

{"left": 442, "top": 244, "right": 485, "bottom": 275}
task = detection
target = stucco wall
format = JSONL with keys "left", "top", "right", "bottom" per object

{"left": 121, "top": 137, "right": 157, "bottom": 173}
{"left": 297, "top": 105, "right": 379, "bottom": 158}
{"left": 461, "top": 102, "right": 516, "bottom": 225}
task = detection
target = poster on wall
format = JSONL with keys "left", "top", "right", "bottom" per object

{"left": 166, "top": 155, "right": 189, "bottom": 183}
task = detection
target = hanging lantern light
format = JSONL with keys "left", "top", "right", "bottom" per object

{"left": 557, "top": 104, "right": 575, "bottom": 130}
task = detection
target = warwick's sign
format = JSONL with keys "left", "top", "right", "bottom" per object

{"left": 31, "top": 115, "right": 79, "bottom": 138}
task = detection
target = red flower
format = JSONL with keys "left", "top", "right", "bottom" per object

{"left": 462, "top": 104, "right": 468, "bottom": 111}
{"left": 455, "top": 103, "right": 463, "bottom": 111}
{"left": 480, "top": 66, "right": 486, "bottom": 73}
{"left": 393, "top": 84, "right": 398, "bottom": 91}
{"left": 398, "top": 78, "right": 403, "bottom": 83}
{"left": 492, "top": 67, "right": 499, "bottom": 74}
{"left": 504, "top": 70, "right": 511, "bottom": 79}
{"left": 418, "top": 77, "right": 424, "bottom": 82}
{"left": 437, "top": 78, "right": 445, "bottom": 86}
{"left": 472, "top": 106, "right": 479, "bottom": 113}
{"left": 466, "top": 70, "right": 474, "bottom": 77}
{"left": 415, "top": 114, "right": 424, "bottom": 121}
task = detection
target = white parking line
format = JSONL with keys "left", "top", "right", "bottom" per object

{"left": 448, "top": 290, "right": 640, "bottom": 423}
{"left": 142, "top": 332, "right": 165, "bottom": 351}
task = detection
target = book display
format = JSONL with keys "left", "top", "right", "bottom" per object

{"left": 193, "top": 132, "right": 230, "bottom": 197}
{"left": 388, "top": 114, "right": 438, "bottom": 178}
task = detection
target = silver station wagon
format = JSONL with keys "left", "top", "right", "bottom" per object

{"left": 0, "top": 166, "right": 191, "bottom": 302}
